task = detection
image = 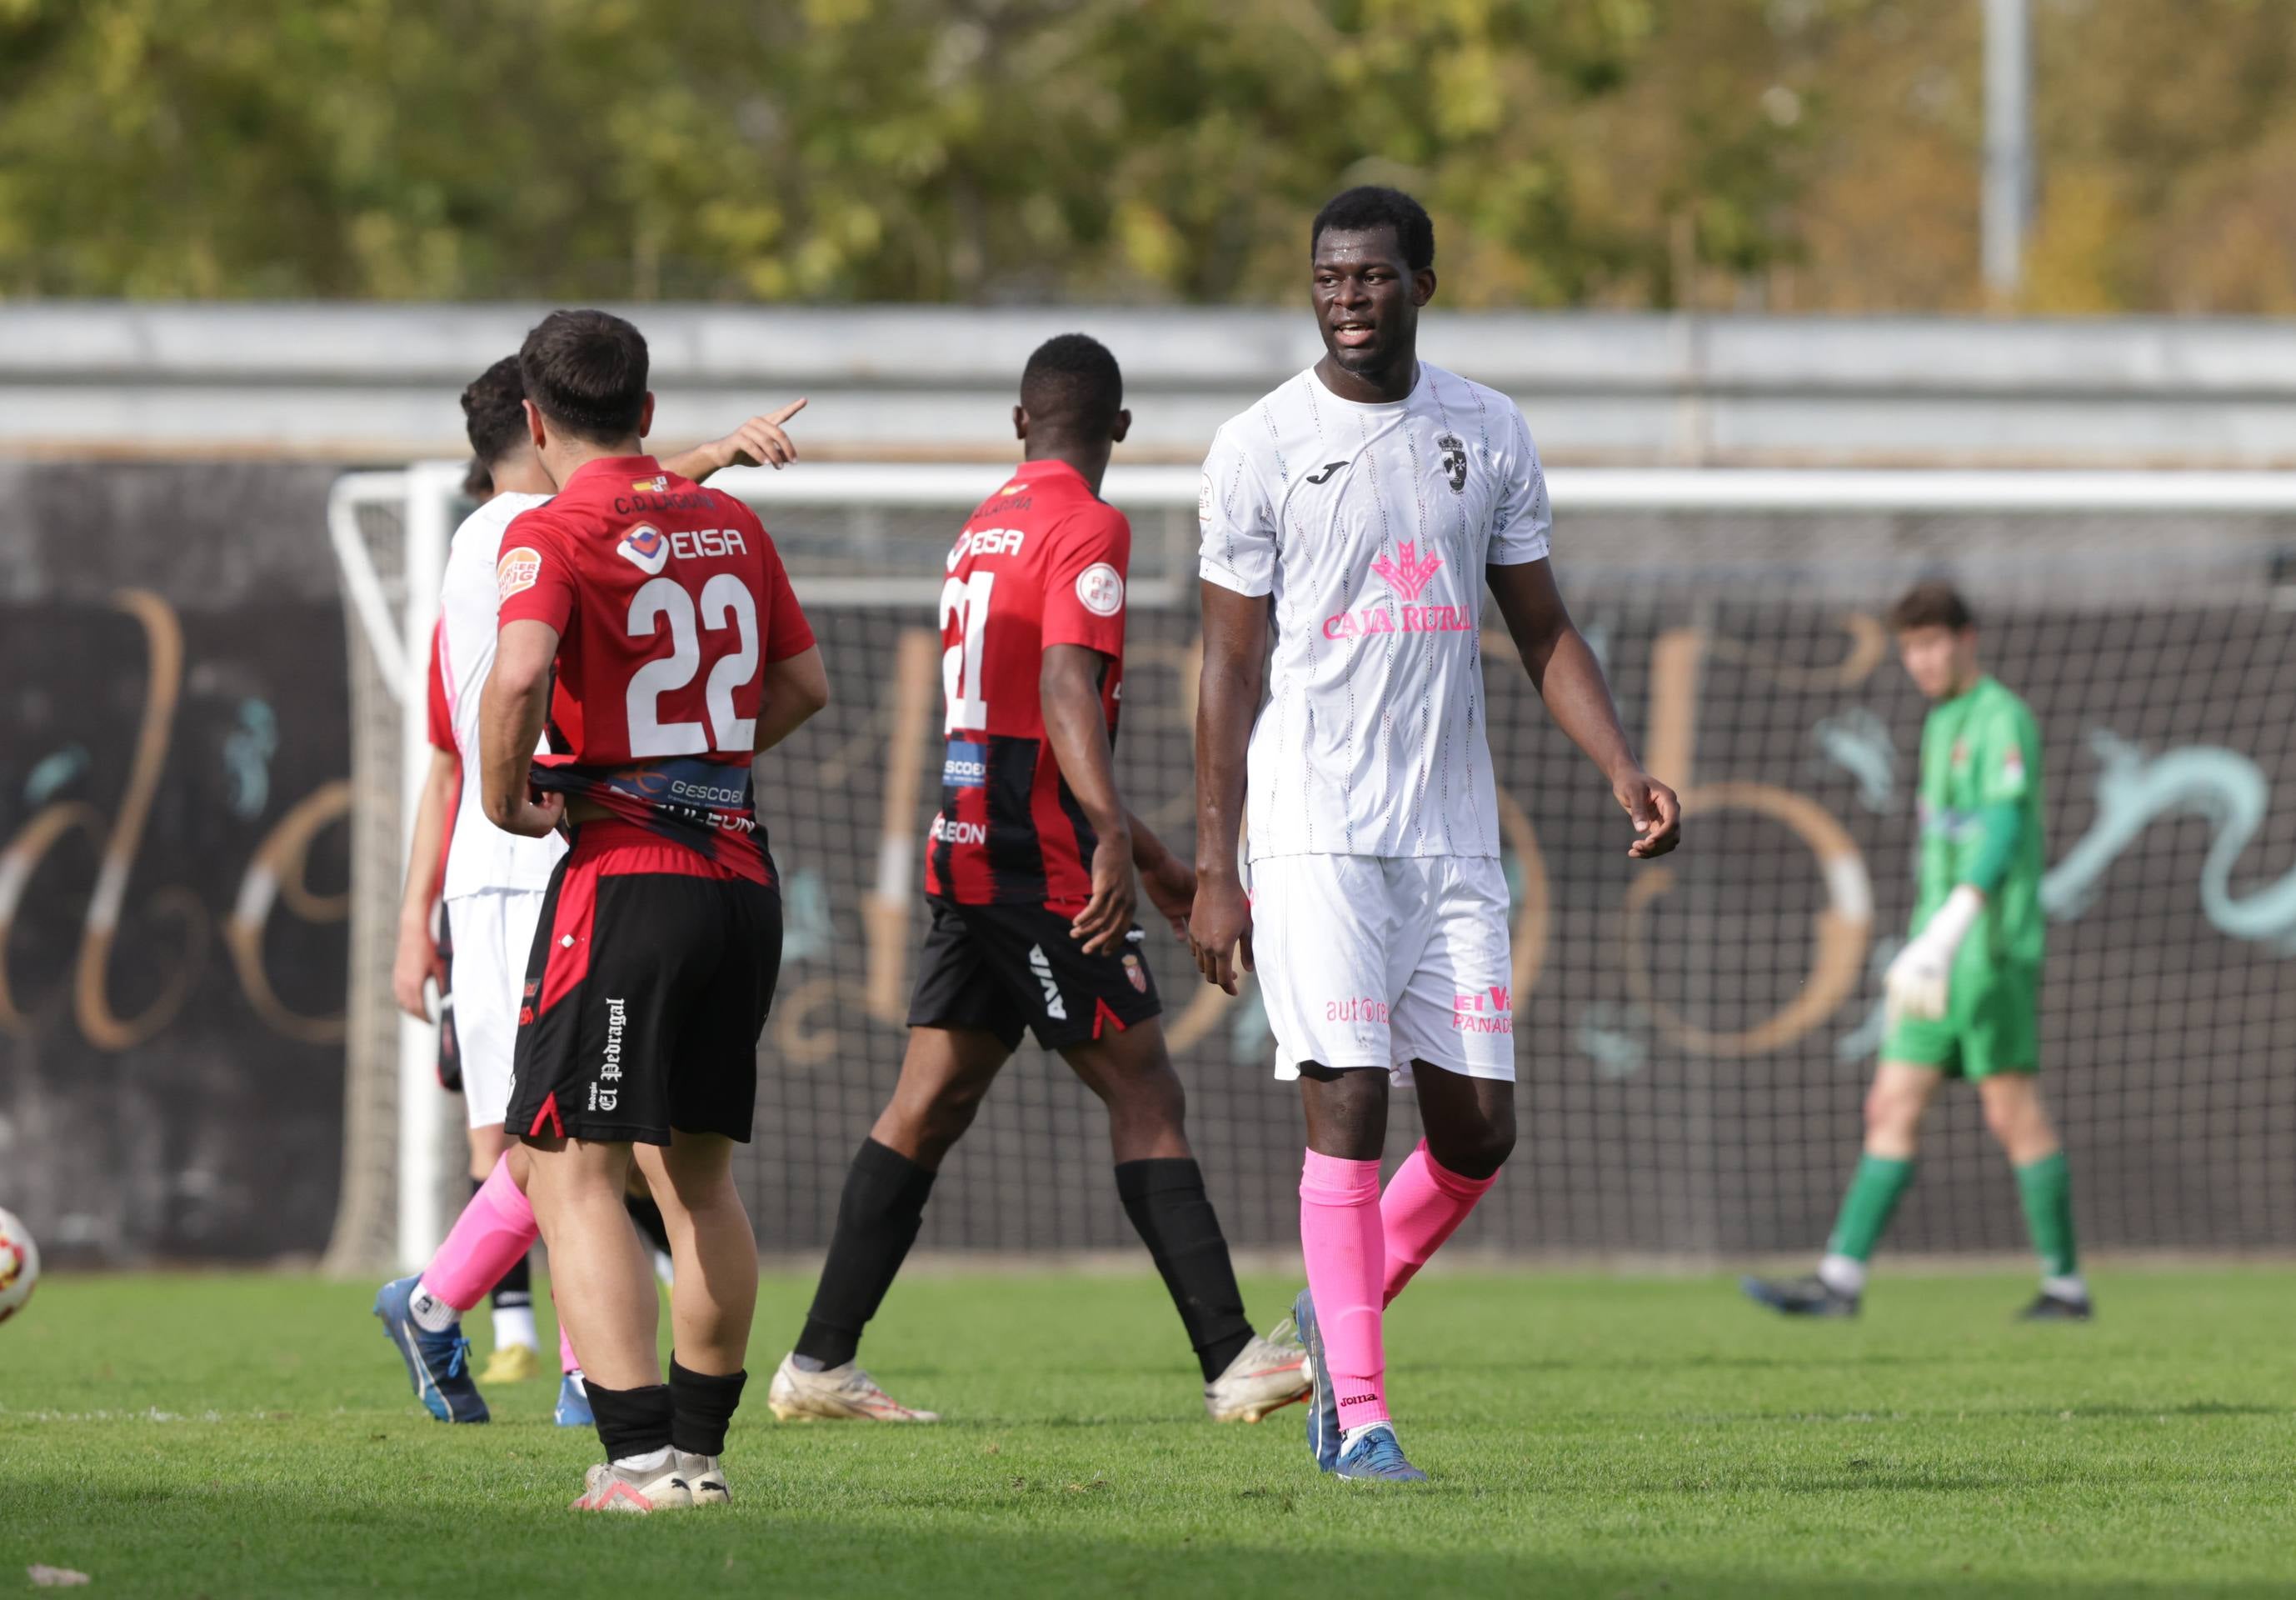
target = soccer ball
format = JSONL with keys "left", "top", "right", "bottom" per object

{"left": 0, "top": 1209, "right": 39, "bottom": 1325}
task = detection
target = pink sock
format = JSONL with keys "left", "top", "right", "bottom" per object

{"left": 1380, "top": 1140, "right": 1500, "bottom": 1307}
{"left": 557, "top": 1318, "right": 579, "bottom": 1377}
{"left": 1300, "top": 1149, "right": 1387, "bottom": 1436}
{"left": 417, "top": 1155, "right": 539, "bottom": 1312}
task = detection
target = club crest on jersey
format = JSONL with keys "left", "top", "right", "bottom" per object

{"left": 1076, "top": 562, "right": 1125, "bottom": 617}
{"left": 1372, "top": 542, "right": 1444, "bottom": 602}
{"left": 497, "top": 545, "right": 542, "bottom": 599}
{"left": 618, "top": 523, "right": 669, "bottom": 576}
{"left": 1436, "top": 433, "right": 1468, "bottom": 492}
{"left": 630, "top": 474, "right": 670, "bottom": 493}
{"left": 1122, "top": 953, "right": 1148, "bottom": 993}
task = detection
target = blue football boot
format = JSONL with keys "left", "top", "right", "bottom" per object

{"left": 372, "top": 1275, "right": 489, "bottom": 1423}
{"left": 1291, "top": 1286, "right": 1342, "bottom": 1472}
{"left": 556, "top": 1371, "right": 595, "bottom": 1428}
{"left": 1334, "top": 1423, "right": 1428, "bottom": 1483}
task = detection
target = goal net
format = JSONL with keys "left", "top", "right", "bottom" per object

{"left": 327, "top": 466, "right": 2296, "bottom": 1272}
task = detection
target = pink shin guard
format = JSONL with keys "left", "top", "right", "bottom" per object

{"left": 417, "top": 1154, "right": 538, "bottom": 1312}
{"left": 1300, "top": 1149, "right": 1388, "bottom": 1435}
{"left": 557, "top": 1318, "right": 580, "bottom": 1377}
{"left": 1380, "top": 1140, "right": 1500, "bottom": 1308}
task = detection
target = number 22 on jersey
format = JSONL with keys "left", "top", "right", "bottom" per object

{"left": 626, "top": 572, "right": 759, "bottom": 757}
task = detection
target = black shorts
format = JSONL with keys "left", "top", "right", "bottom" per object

{"left": 906, "top": 896, "right": 1160, "bottom": 1052}
{"left": 506, "top": 822, "right": 782, "bottom": 1146}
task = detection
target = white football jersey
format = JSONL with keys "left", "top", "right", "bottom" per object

{"left": 437, "top": 491, "right": 567, "bottom": 899}
{"left": 1198, "top": 362, "right": 1551, "bottom": 862}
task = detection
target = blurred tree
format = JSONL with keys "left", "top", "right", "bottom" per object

{"left": 1, "top": 0, "right": 2291, "bottom": 311}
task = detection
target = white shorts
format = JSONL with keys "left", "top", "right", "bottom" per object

{"left": 445, "top": 888, "right": 548, "bottom": 1129}
{"left": 1250, "top": 854, "right": 1516, "bottom": 1086}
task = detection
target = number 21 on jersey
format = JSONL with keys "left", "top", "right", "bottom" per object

{"left": 626, "top": 573, "right": 759, "bottom": 757}
{"left": 940, "top": 571, "right": 994, "bottom": 732}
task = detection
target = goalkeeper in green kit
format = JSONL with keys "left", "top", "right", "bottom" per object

{"left": 1744, "top": 582, "right": 2091, "bottom": 1321}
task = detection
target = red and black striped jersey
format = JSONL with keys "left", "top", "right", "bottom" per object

{"left": 494, "top": 454, "right": 815, "bottom": 884}
{"left": 924, "top": 458, "right": 1129, "bottom": 912}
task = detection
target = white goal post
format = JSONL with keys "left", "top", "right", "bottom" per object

{"left": 324, "top": 464, "right": 2296, "bottom": 1272}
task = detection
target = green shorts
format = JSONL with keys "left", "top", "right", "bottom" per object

{"left": 1882, "top": 962, "right": 2039, "bottom": 1080}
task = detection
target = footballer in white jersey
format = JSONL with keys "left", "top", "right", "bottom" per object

{"left": 1188, "top": 186, "right": 1680, "bottom": 1485}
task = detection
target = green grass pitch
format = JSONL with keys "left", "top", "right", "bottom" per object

{"left": 3, "top": 1268, "right": 2293, "bottom": 1597}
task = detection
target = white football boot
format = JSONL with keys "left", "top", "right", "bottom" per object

{"left": 1203, "top": 1316, "right": 1313, "bottom": 1423}
{"left": 766, "top": 1353, "right": 940, "bottom": 1422}
{"left": 677, "top": 1452, "right": 730, "bottom": 1506}
{"left": 568, "top": 1459, "right": 692, "bottom": 1513}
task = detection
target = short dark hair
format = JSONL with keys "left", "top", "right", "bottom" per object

{"left": 517, "top": 309, "right": 649, "bottom": 444}
{"left": 462, "top": 458, "right": 493, "bottom": 501}
{"left": 1019, "top": 332, "right": 1123, "bottom": 438}
{"left": 1889, "top": 580, "right": 1976, "bottom": 633}
{"left": 460, "top": 355, "right": 528, "bottom": 470}
{"left": 1311, "top": 185, "right": 1435, "bottom": 272}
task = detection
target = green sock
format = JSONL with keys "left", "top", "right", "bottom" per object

{"left": 2014, "top": 1150, "right": 2079, "bottom": 1278}
{"left": 1824, "top": 1153, "right": 1916, "bottom": 1262}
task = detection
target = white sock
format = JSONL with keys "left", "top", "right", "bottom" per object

{"left": 612, "top": 1445, "right": 675, "bottom": 1475}
{"left": 1340, "top": 1421, "right": 1393, "bottom": 1452}
{"left": 2043, "top": 1272, "right": 2088, "bottom": 1302}
{"left": 408, "top": 1281, "right": 461, "bottom": 1333}
{"left": 1817, "top": 1253, "right": 1867, "bottom": 1297}
{"left": 492, "top": 1304, "right": 539, "bottom": 1351}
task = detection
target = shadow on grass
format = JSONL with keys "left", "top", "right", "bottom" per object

{"left": 7, "top": 1478, "right": 2292, "bottom": 1600}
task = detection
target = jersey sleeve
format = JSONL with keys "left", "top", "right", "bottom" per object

{"left": 493, "top": 510, "right": 576, "bottom": 635}
{"left": 1196, "top": 423, "right": 1279, "bottom": 598}
{"left": 425, "top": 620, "right": 455, "bottom": 752}
{"left": 1489, "top": 402, "right": 1553, "bottom": 565}
{"left": 1976, "top": 697, "right": 2039, "bottom": 807}
{"left": 1041, "top": 502, "right": 1131, "bottom": 657}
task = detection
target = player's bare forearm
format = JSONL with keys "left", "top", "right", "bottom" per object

{"left": 1128, "top": 812, "right": 1175, "bottom": 876}
{"left": 397, "top": 747, "right": 459, "bottom": 931}
{"left": 391, "top": 746, "right": 459, "bottom": 1019}
{"left": 754, "top": 646, "right": 830, "bottom": 754}
{"left": 1040, "top": 645, "right": 1130, "bottom": 848}
{"left": 661, "top": 399, "right": 809, "bottom": 482}
{"left": 1489, "top": 558, "right": 1681, "bottom": 858}
{"left": 1189, "top": 582, "right": 1267, "bottom": 991}
{"left": 479, "top": 620, "right": 563, "bottom": 838}
{"left": 1043, "top": 643, "right": 1135, "bottom": 952}
{"left": 1191, "top": 583, "right": 1267, "bottom": 884}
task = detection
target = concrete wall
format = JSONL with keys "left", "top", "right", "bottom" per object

{"left": 9, "top": 303, "right": 2296, "bottom": 468}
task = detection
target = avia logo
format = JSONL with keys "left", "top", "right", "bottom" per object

{"left": 1027, "top": 944, "right": 1068, "bottom": 1021}
{"left": 1304, "top": 460, "right": 1350, "bottom": 485}
{"left": 1372, "top": 541, "right": 1444, "bottom": 601}
{"left": 617, "top": 523, "right": 670, "bottom": 576}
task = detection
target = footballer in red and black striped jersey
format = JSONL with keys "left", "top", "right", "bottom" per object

{"left": 911, "top": 452, "right": 1160, "bottom": 1047}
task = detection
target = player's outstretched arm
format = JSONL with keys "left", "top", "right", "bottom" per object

{"left": 1041, "top": 643, "right": 1136, "bottom": 955}
{"left": 1488, "top": 558, "right": 1680, "bottom": 859}
{"left": 661, "top": 399, "right": 808, "bottom": 482}
{"left": 391, "top": 746, "right": 459, "bottom": 1021}
{"left": 477, "top": 618, "right": 567, "bottom": 838}
{"left": 1190, "top": 582, "right": 1269, "bottom": 992}
{"left": 753, "top": 644, "right": 830, "bottom": 755}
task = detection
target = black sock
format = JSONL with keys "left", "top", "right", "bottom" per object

{"left": 668, "top": 1358, "right": 746, "bottom": 1457}
{"left": 1116, "top": 1158, "right": 1252, "bottom": 1382}
{"left": 584, "top": 1380, "right": 673, "bottom": 1462}
{"left": 625, "top": 1193, "right": 672, "bottom": 1260}
{"left": 793, "top": 1138, "right": 937, "bottom": 1370}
